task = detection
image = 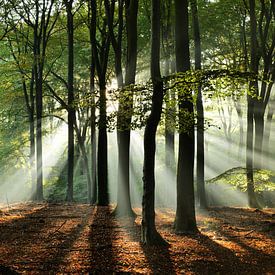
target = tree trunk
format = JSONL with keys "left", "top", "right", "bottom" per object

{"left": 88, "top": 0, "right": 97, "bottom": 204}
{"left": 90, "top": 0, "right": 110, "bottom": 206}
{"left": 66, "top": 0, "right": 75, "bottom": 202}
{"left": 254, "top": 109, "right": 264, "bottom": 169}
{"left": 90, "top": 45, "right": 97, "bottom": 204}
{"left": 174, "top": 0, "right": 198, "bottom": 233}
{"left": 22, "top": 71, "right": 36, "bottom": 198}
{"left": 35, "top": 66, "right": 43, "bottom": 201}
{"left": 34, "top": 16, "right": 44, "bottom": 201}
{"left": 253, "top": 0, "right": 275, "bottom": 169}
{"left": 247, "top": 0, "right": 260, "bottom": 208}
{"left": 29, "top": 108, "right": 36, "bottom": 198}
{"left": 115, "top": 0, "right": 138, "bottom": 217}
{"left": 246, "top": 86, "right": 258, "bottom": 208}
{"left": 191, "top": 0, "right": 207, "bottom": 209}
{"left": 162, "top": 1, "right": 176, "bottom": 175}
{"left": 141, "top": 0, "right": 167, "bottom": 246}
{"left": 264, "top": 99, "right": 274, "bottom": 164}
{"left": 97, "top": 85, "right": 109, "bottom": 206}
{"left": 234, "top": 99, "right": 244, "bottom": 158}
{"left": 75, "top": 130, "right": 93, "bottom": 203}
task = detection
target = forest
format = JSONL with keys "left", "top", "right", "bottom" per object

{"left": 0, "top": 0, "right": 274, "bottom": 274}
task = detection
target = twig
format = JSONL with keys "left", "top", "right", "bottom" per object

{"left": 51, "top": 220, "right": 67, "bottom": 235}
{"left": 243, "top": 230, "right": 254, "bottom": 236}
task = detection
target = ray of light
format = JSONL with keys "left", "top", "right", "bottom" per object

{"left": 0, "top": 122, "right": 67, "bottom": 203}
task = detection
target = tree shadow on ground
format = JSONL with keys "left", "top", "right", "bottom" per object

{"left": 41, "top": 206, "right": 93, "bottom": 273}
{"left": 0, "top": 204, "right": 50, "bottom": 272}
{"left": 141, "top": 241, "right": 176, "bottom": 274}
{"left": 0, "top": 203, "right": 93, "bottom": 273}
{"left": 153, "top": 207, "right": 274, "bottom": 274}
{"left": 203, "top": 208, "right": 275, "bottom": 273}
{"left": 88, "top": 206, "right": 118, "bottom": 274}
{"left": 190, "top": 207, "right": 275, "bottom": 274}
{"left": 124, "top": 219, "right": 176, "bottom": 274}
{"left": 186, "top": 233, "right": 255, "bottom": 274}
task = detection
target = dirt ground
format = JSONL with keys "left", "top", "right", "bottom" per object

{"left": 0, "top": 203, "right": 274, "bottom": 274}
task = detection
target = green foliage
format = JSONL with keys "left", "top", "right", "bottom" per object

{"left": 44, "top": 160, "right": 89, "bottom": 202}
{"left": 206, "top": 167, "right": 275, "bottom": 193}
{"left": 0, "top": 56, "right": 30, "bottom": 171}
{"left": 77, "top": 68, "right": 253, "bottom": 134}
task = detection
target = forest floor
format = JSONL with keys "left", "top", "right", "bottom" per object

{"left": 0, "top": 203, "right": 274, "bottom": 274}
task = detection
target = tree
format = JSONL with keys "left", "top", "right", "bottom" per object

{"left": 141, "top": 0, "right": 167, "bottom": 245}
{"left": 5, "top": 22, "right": 36, "bottom": 196}
{"left": 6, "top": 0, "right": 59, "bottom": 200}
{"left": 116, "top": 0, "right": 139, "bottom": 216}
{"left": 252, "top": 0, "right": 275, "bottom": 169}
{"left": 174, "top": 0, "right": 198, "bottom": 233}
{"left": 190, "top": 0, "right": 207, "bottom": 209}
{"left": 162, "top": 0, "right": 176, "bottom": 174}
{"left": 246, "top": 0, "right": 260, "bottom": 208}
{"left": 88, "top": 1, "right": 97, "bottom": 204}
{"left": 64, "top": 0, "right": 75, "bottom": 202}
{"left": 90, "top": 0, "right": 111, "bottom": 206}
{"left": 106, "top": 0, "right": 139, "bottom": 217}
{"left": 47, "top": 2, "right": 94, "bottom": 203}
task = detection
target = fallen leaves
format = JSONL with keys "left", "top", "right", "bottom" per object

{"left": 0, "top": 203, "right": 274, "bottom": 274}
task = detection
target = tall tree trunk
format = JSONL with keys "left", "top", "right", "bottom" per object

{"left": 75, "top": 130, "right": 93, "bottom": 203}
{"left": 66, "top": 0, "right": 75, "bottom": 202}
{"left": 90, "top": 43, "right": 97, "bottom": 204}
{"left": 253, "top": 0, "right": 275, "bottom": 169}
{"left": 254, "top": 108, "right": 264, "bottom": 168}
{"left": 233, "top": 98, "right": 244, "bottom": 158}
{"left": 253, "top": 67, "right": 268, "bottom": 169}
{"left": 115, "top": 0, "right": 138, "bottom": 217}
{"left": 90, "top": 0, "right": 110, "bottom": 206}
{"left": 264, "top": 99, "right": 274, "bottom": 168}
{"left": 141, "top": 0, "right": 167, "bottom": 246}
{"left": 174, "top": 0, "right": 198, "bottom": 233}
{"left": 88, "top": 0, "right": 97, "bottom": 204}
{"left": 29, "top": 100, "right": 36, "bottom": 198}
{"left": 191, "top": 0, "right": 207, "bottom": 209}
{"left": 97, "top": 84, "right": 109, "bottom": 205}
{"left": 34, "top": 13, "right": 43, "bottom": 201}
{"left": 165, "top": 85, "right": 176, "bottom": 173}
{"left": 162, "top": 0, "right": 176, "bottom": 175}
{"left": 35, "top": 66, "right": 43, "bottom": 201}
{"left": 22, "top": 71, "right": 36, "bottom": 198}
{"left": 247, "top": 0, "right": 259, "bottom": 208}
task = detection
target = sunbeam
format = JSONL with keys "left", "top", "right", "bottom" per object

{"left": 0, "top": 122, "right": 67, "bottom": 204}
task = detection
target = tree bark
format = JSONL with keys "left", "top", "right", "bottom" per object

{"left": 65, "top": 0, "right": 75, "bottom": 202}
{"left": 97, "top": 85, "right": 109, "bottom": 205}
{"left": 174, "top": 0, "right": 198, "bottom": 233}
{"left": 34, "top": 14, "right": 43, "bottom": 201}
{"left": 90, "top": 0, "right": 111, "bottom": 206}
{"left": 88, "top": 0, "right": 97, "bottom": 204}
{"left": 162, "top": 0, "right": 176, "bottom": 175}
{"left": 141, "top": 0, "right": 167, "bottom": 246}
{"left": 253, "top": 0, "right": 275, "bottom": 169}
{"left": 115, "top": 0, "right": 138, "bottom": 217}
{"left": 90, "top": 39, "right": 97, "bottom": 204}
{"left": 247, "top": 0, "right": 260, "bottom": 208}
{"left": 191, "top": 0, "right": 207, "bottom": 209}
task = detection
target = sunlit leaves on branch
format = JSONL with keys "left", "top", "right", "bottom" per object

{"left": 77, "top": 68, "right": 257, "bottom": 133}
{"left": 206, "top": 167, "right": 275, "bottom": 193}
